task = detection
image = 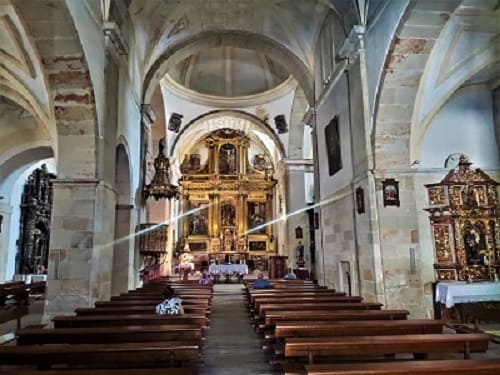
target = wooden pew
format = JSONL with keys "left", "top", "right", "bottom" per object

{"left": 303, "top": 359, "right": 500, "bottom": 375}
{"left": 0, "top": 342, "right": 200, "bottom": 368}
{"left": 53, "top": 313, "right": 208, "bottom": 329}
{"left": 95, "top": 298, "right": 210, "bottom": 307}
{"left": 10, "top": 369, "right": 196, "bottom": 375}
{"left": 76, "top": 305, "right": 208, "bottom": 316}
{"left": 284, "top": 333, "right": 490, "bottom": 364}
{"left": 127, "top": 290, "right": 212, "bottom": 296}
{"left": 16, "top": 325, "right": 202, "bottom": 345}
{"left": 257, "top": 302, "right": 382, "bottom": 319}
{"left": 111, "top": 294, "right": 210, "bottom": 301}
{"left": 249, "top": 290, "right": 345, "bottom": 301}
{"left": 272, "top": 319, "right": 443, "bottom": 340}
{"left": 263, "top": 309, "right": 409, "bottom": 329}
{"left": 252, "top": 296, "right": 363, "bottom": 311}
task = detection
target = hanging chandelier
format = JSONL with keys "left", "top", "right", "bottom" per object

{"left": 144, "top": 139, "right": 180, "bottom": 200}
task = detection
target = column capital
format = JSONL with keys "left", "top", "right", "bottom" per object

{"left": 338, "top": 25, "right": 365, "bottom": 64}
{"left": 140, "top": 104, "right": 157, "bottom": 127}
{"left": 103, "top": 21, "right": 128, "bottom": 59}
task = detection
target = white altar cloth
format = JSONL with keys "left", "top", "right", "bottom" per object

{"left": 209, "top": 264, "right": 248, "bottom": 275}
{"left": 436, "top": 281, "right": 500, "bottom": 308}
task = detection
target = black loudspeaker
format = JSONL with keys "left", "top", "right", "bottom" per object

{"left": 168, "top": 113, "right": 183, "bottom": 132}
{"left": 274, "top": 114, "right": 288, "bottom": 134}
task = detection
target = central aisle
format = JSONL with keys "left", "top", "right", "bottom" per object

{"left": 199, "top": 283, "right": 279, "bottom": 375}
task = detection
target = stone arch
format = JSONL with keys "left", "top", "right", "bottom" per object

{"left": 170, "top": 109, "right": 287, "bottom": 162}
{"left": 410, "top": 53, "right": 500, "bottom": 163}
{"left": 373, "top": 0, "right": 461, "bottom": 170}
{"left": 13, "top": 0, "right": 99, "bottom": 179}
{"left": 143, "top": 30, "right": 314, "bottom": 107}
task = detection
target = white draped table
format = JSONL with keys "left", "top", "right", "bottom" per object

{"left": 436, "top": 281, "right": 500, "bottom": 308}
{"left": 209, "top": 264, "right": 249, "bottom": 275}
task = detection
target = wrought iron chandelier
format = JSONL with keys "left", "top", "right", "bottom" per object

{"left": 144, "top": 139, "right": 180, "bottom": 200}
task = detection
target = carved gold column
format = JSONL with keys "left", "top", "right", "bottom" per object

{"left": 181, "top": 194, "right": 190, "bottom": 239}
{"left": 238, "top": 193, "right": 247, "bottom": 236}
{"left": 266, "top": 193, "right": 273, "bottom": 250}
{"left": 206, "top": 138, "right": 216, "bottom": 175}
{"left": 213, "top": 194, "right": 220, "bottom": 238}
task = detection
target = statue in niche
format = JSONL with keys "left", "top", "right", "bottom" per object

{"left": 219, "top": 144, "right": 237, "bottom": 174}
{"left": 181, "top": 153, "right": 203, "bottom": 173}
{"left": 221, "top": 202, "right": 235, "bottom": 226}
{"left": 463, "top": 222, "right": 487, "bottom": 265}
{"left": 252, "top": 154, "right": 269, "bottom": 172}
{"left": 222, "top": 228, "right": 235, "bottom": 252}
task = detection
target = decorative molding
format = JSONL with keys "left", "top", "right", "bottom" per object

{"left": 103, "top": 21, "right": 128, "bottom": 57}
{"left": 140, "top": 104, "right": 157, "bottom": 126}
{"left": 162, "top": 74, "right": 297, "bottom": 108}
{"left": 338, "top": 25, "right": 365, "bottom": 63}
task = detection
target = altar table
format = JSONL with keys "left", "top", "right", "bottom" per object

{"left": 209, "top": 264, "right": 249, "bottom": 275}
{"left": 436, "top": 281, "right": 500, "bottom": 308}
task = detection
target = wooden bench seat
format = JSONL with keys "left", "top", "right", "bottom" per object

{"left": 126, "top": 289, "right": 212, "bottom": 296}
{"left": 272, "top": 319, "right": 443, "bottom": 340}
{"left": 111, "top": 294, "right": 210, "bottom": 301}
{"left": 53, "top": 314, "right": 208, "bottom": 328}
{"left": 284, "top": 333, "right": 490, "bottom": 364}
{"left": 95, "top": 299, "right": 210, "bottom": 307}
{"left": 257, "top": 302, "right": 382, "bottom": 319}
{"left": 16, "top": 325, "right": 203, "bottom": 345}
{"left": 250, "top": 291, "right": 345, "bottom": 303}
{"left": 264, "top": 309, "right": 409, "bottom": 329}
{"left": 252, "top": 296, "right": 363, "bottom": 310}
{"left": 304, "top": 358, "right": 500, "bottom": 374}
{"left": 76, "top": 305, "right": 209, "bottom": 316}
{"left": 0, "top": 341, "right": 200, "bottom": 368}
{"left": 10, "top": 368, "right": 196, "bottom": 375}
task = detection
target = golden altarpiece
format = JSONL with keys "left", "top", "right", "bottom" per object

{"left": 425, "top": 156, "right": 499, "bottom": 281}
{"left": 178, "top": 129, "right": 277, "bottom": 266}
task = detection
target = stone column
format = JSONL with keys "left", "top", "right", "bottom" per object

{"left": 45, "top": 179, "right": 116, "bottom": 317}
{"left": 0, "top": 203, "right": 12, "bottom": 280}
{"left": 285, "top": 164, "right": 311, "bottom": 269}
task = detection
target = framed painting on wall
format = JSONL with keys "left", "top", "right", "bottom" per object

{"left": 382, "top": 179, "right": 400, "bottom": 207}
{"left": 355, "top": 187, "right": 365, "bottom": 214}
{"left": 248, "top": 202, "right": 266, "bottom": 233}
{"left": 325, "top": 116, "right": 342, "bottom": 176}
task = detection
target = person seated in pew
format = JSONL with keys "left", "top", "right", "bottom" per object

{"left": 283, "top": 268, "right": 297, "bottom": 280}
{"left": 155, "top": 285, "right": 184, "bottom": 315}
{"left": 251, "top": 273, "right": 273, "bottom": 289}
{"left": 198, "top": 271, "right": 212, "bottom": 286}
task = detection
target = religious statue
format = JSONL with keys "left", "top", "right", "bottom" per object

{"left": 178, "top": 252, "right": 195, "bottom": 281}
{"left": 221, "top": 202, "right": 235, "bottom": 226}
{"left": 219, "top": 144, "right": 237, "bottom": 174}
{"left": 223, "top": 228, "right": 234, "bottom": 252}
